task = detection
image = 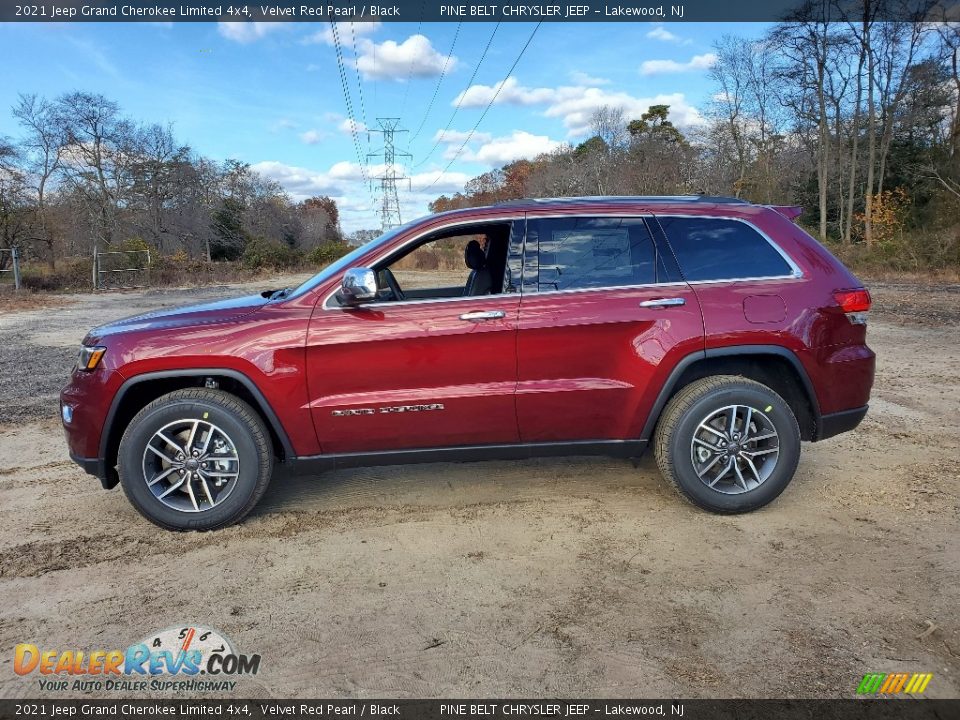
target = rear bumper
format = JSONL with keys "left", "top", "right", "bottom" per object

{"left": 69, "top": 453, "right": 117, "bottom": 489}
{"left": 815, "top": 405, "right": 868, "bottom": 441}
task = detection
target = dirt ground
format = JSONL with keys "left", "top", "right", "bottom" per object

{"left": 0, "top": 278, "right": 957, "bottom": 700}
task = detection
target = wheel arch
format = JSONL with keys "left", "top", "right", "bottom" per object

{"left": 640, "top": 346, "right": 821, "bottom": 442}
{"left": 99, "top": 369, "right": 295, "bottom": 489}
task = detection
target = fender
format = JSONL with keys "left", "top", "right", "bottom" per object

{"left": 99, "top": 368, "right": 296, "bottom": 476}
{"left": 638, "top": 344, "right": 822, "bottom": 441}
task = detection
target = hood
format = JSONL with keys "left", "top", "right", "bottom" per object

{"left": 84, "top": 293, "right": 271, "bottom": 342}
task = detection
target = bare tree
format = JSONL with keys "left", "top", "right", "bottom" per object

{"left": 12, "top": 94, "right": 64, "bottom": 267}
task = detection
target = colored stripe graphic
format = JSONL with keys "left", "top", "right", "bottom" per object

{"left": 857, "top": 672, "right": 933, "bottom": 694}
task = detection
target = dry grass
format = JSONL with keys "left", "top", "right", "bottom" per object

{"left": 0, "top": 290, "right": 73, "bottom": 315}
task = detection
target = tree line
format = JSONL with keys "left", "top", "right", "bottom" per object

{"left": 0, "top": 91, "right": 347, "bottom": 274}
{"left": 431, "top": 3, "right": 960, "bottom": 271}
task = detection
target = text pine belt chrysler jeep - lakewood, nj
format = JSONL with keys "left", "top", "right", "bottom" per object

{"left": 61, "top": 196, "right": 875, "bottom": 531}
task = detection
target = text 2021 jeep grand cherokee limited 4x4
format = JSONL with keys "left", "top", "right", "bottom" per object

{"left": 61, "top": 196, "right": 875, "bottom": 531}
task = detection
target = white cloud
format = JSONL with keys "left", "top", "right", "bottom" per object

{"left": 433, "top": 129, "right": 492, "bottom": 145}
{"left": 645, "top": 25, "right": 692, "bottom": 45}
{"left": 547, "top": 89, "right": 705, "bottom": 136}
{"left": 217, "top": 22, "right": 288, "bottom": 44}
{"left": 270, "top": 118, "right": 298, "bottom": 132}
{"left": 452, "top": 76, "right": 705, "bottom": 137}
{"left": 569, "top": 71, "right": 611, "bottom": 86}
{"left": 302, "top": 21, "right": 382, "bottom": 46}
{"left": 299, "top": 130, "right": 327, "bottom": 144}
{"left": 453, "top": 77, "right": 554, "bottom": 108}
{"left": 640, "top": 53, "right": 717, "bottom": 75}
{"left": 250, "top": 161, "right": 345, "bottom": 197}
{"left": 338, "top": 118, "right": 368, "bottom": 135}
{"left": 410, "top": 170, "right": 472, "bottom": 193}
{"left": 354, "top": 34, "right": 455, "bottom": 80}
{"left": 462, "top": 131, "right": 563, "bottom": 166}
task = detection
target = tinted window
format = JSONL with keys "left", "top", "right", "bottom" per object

{"left": 529, "top": 217, "right": 659, "bottom": 291}
{"left": 658, "top": 217, "right": 792, "bottom": 282}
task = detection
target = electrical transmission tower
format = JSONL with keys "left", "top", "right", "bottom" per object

{"left": 367, "top": 118, "right": 411, "bottom": 231}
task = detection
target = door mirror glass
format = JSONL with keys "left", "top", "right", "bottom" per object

{"left": 339, "top": 267, "right": 378, "bottom": 305}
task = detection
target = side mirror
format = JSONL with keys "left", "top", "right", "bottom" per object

{"left": 339, "top": 267, "right": 378, "bottom": 305}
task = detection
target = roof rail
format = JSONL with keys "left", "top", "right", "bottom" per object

{"left": 493, "top": 195, "right": 749, "bottom": 207}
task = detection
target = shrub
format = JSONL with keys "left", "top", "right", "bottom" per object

{"left": 242, "top": 238, "right": 303, "bottom": 271}
{"left": 306, "top": 241, "right": 351, "bottom": 266}
{"left": 20, "top": 258, "right": 93, "bottom": 292}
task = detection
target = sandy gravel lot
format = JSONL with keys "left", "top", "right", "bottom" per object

{"left": 0, "top": 278, "right": 957, "bottom": 699}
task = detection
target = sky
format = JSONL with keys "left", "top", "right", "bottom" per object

{"left": 0, "top": 20, "right": 770, "bottom": 233}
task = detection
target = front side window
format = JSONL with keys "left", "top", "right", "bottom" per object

{"left": 527, "top": 217, "right": 661, "bottom": 292}
{"left": 657, "top": 216, "right": 793, "bottom": 282}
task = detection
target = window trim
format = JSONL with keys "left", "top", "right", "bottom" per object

{"left": 525, "top": 215, "right": 669, "bottom": 295}
{"left": 321, "top": 217, "right": 522, "bottom": 310}
{"left": 652, "top": 213, "right": 804, "bottom": 286}
{"left": 320, "top": 211, "right": 804, "bottom": 309}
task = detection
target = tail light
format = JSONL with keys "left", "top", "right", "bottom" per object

{"left": 834, "top": 288, "right": 871, "bottom": 325}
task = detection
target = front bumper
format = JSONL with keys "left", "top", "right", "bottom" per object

{"left": 68, "top": 453, "right": 116, "bottom": 489}
{"left": 815, "top": 405, "right": 868, "bottom": 441}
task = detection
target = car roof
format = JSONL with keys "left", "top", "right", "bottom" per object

{"left": 494, "top": 195, "right": 749, "bottom": 208}
{"left": 422, "top": 195, "right": 756, "bottom": 223}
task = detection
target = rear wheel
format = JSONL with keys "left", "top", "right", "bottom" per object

{"left": 654, "top": 375, "right": 801, "bottom": 513}
{"left": 118, "top": 389, "right": 273, "bottom": 531}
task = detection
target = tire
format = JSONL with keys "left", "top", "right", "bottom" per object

{"left": 654, "top": 375, "right": 800, "bottom": 513}
{"left": 118, "top": 388, "right": 273, "bottom": 531}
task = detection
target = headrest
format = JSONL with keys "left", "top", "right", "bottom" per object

{"left": 464, "top": 239, "right": 486, "bottom": 270}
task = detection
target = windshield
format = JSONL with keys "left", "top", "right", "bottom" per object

{"left": 288, "top": 224, "right": 410, "bottom": 299}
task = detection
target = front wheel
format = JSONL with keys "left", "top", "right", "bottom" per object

{"left": 118, "top": 388, "right": 273, "bottom": 531}
{"left": 654, "top": 375, "right": 801, "bottom": 513}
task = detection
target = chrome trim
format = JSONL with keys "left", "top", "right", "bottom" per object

{"left": 340, "top": 267, "right": 377, "bottom": 304}
{"left": 459, "top": 310, "right": 506, "bottom": 321}
{"left": 640, "top": 297, "right": 686, "bottom": 308}
{"left": 320, "top": 210, "right": 804, "bottom": 309}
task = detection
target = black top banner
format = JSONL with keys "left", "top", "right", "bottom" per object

{"left": 2, "top": 0, "right": 959, "bottom": 23}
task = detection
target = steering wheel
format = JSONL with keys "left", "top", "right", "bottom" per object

{"left": 380, "top": 268, "right": 405, "bottom": 302}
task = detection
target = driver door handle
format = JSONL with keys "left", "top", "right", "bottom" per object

{"left": 639, "top": 297, "right": 686, "bottom": 308}
{"left": 459, "top": 310, "right": 506, "bottom": 322}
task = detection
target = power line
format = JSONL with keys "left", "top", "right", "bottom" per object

{"left": 329, "top": 20, "right": 369, "bottom": 186}
{"left": 414, "top": 22, "right": 500, "bottom": 169}
{"left": 424, "top": 22, "right": 542, "bottom": 191}
{"left": 398, "top": 0, "right": 426, "bottom": 122}
{"left": 348, "top": 21, "right": 370, "bottom": 147}
{"left": 409, "top": 22, "right": 462, "bottom": 143}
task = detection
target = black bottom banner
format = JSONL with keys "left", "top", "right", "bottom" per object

{"left": 1, "top": 699, "right": 957, "bottom": 720}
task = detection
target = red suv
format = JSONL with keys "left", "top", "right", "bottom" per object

{"left": 61, "top": 196, "right": 875, "bottom": 530}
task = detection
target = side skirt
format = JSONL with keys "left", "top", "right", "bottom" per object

{"left": 286, "top": 439, "right": 648, "bottom": 475}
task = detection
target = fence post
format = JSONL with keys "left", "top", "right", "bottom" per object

{"left": 92, "top": 247, "right": 99, "bottom": 290}
{"left": 11, "top": 247, "right": 21, "bottom": 291}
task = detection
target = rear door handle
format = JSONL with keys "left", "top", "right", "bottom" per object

{"left": 459, "top": 310, "right": 506, "bottom": 322}
{"left": 640, "top": 297, "right": 686, "bottom": 308}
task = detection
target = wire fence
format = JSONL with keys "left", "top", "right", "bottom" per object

{"left": 0, "top": 248, "right": 22, "bottom": 290}
{"left": 94, "top": 249, "right": 151, "bottom": 290}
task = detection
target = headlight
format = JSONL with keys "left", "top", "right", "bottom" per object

{"left": 77, "top": 345, "right": 107, "bottom": 371}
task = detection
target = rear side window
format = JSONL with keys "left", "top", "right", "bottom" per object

{"left": 528, "top": 217, "right": 662, "bottom": 291}
{"left": 658, "top": 217, "right": 793, "bottom": 282}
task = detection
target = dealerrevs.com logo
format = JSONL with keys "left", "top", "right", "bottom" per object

{"left": 14, "top": 625, "right": 260, "bottom": 693}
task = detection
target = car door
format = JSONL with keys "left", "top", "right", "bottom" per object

{"left": 304, "top": 224, "right": 522, "bottom": 455}
{"left": 515, "top": 214, "right": 705, "bottom": 443}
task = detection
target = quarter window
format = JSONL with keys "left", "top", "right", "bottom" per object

{"left": 658, "top": 217, "right": 793, "bottom": 282}
{"left": 528, "top": 217, "right": 661, "bottom": 292}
